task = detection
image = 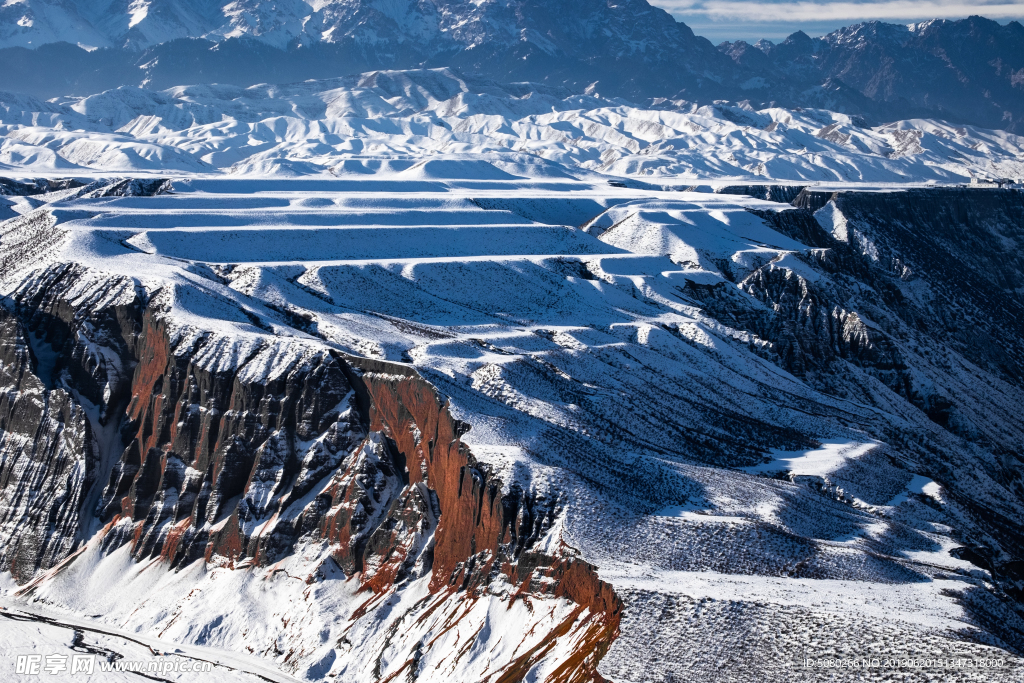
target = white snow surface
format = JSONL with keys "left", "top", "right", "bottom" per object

{"left": 1, "top": 69, "right": 1024, "bottom": 182}
{"left": 741, "top": 440, "right": 879, "bottom": 477}
{"left": 1, "top": 153, "right": 1023, "bottom": 680}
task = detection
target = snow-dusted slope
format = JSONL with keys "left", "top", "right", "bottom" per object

{"left": 1, "top": 165, "right": 1024, "bottom": 681}
{"left": 2, "top": 69, "right": 1024, "bottom": 183}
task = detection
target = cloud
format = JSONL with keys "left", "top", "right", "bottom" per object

{"left": 657, "top": 0, "right": 1024, "bottom": 23}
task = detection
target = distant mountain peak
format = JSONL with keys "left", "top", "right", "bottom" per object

{"left": 782, "top": 30, "right": 811, "bottom": 44}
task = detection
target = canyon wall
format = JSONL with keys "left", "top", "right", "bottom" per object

{"left": 0, "top": 262, "right": 620, "bottom": 681}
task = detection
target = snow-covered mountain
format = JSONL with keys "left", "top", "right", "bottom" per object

{"left": 0, "top": 0, "right": 297, "bottom": 49}
{"left": 1, "top": 69, "right": 1024, "bottom": 182}
{"left": 0, "top": 0, "right": 714, "bottom": 56}
{"left": 720, "top": 17, "right": 1024, "bottom": 133}
{"left": 0, "top": 0, "right": 734, "bottom": 97}
{"left": 1, "top": 2, "right": 1022, "bottom": 131}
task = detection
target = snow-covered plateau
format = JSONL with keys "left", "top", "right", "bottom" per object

{"left": 0, "top": 68, "right": 1023, "bottom": 683}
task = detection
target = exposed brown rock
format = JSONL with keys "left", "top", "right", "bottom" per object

{"left": 0, "top": 262, "right": 622, "bottom": 681}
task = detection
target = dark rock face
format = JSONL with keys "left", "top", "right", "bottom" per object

{"left": 0, "top": 305, "right": 93, "bottom": 583}
{"left": 0, "top": 178, "right": 84, "bottom": 196}
{"left": 804, "top": 189, "right": 1024, "bottom": 390}
{"left": 685, "top": 202, "right": 909, "bottom": 383}
{"left": 0, "top": 265, "right": 141, "bottom": 582}
{"left": 77, "top": 178, "right": 173, "bottom": 198}
{"left": 0, "top": 262, "right": 621, "bottom": 680}
{"left": 697, "top": 189, "right": 1024, "bottom": 390}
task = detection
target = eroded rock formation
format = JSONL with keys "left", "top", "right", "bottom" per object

{"left": 0, "top": 262, "right": 621, "bottom": 681}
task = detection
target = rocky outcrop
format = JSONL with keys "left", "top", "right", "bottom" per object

{"left": 682, "top": 206, "right": 909, "bottom": 386}
{"left": 0, "top": 262, "right": 621, "bottom": 681}
{"left": 0, "top": 304, "right": 93, "bottom": 582}
{"left": 0, "top": 265, "right": 141, "bottom": 582}
{"left": 716, "top": 185, "right": 806, "bottom": 204}
{"left": 76, "top": 178, "right": 172, "bottom": 198}
{"left": 0, "top": 178, "right": 84, "bottom": 196}
{"left": 681, "top": 190, "right": 1024, "bottom": 437}
{"left": 819, "top": 189, "right": 1024, "bottom": 383}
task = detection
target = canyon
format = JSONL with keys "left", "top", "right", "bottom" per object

{"left": 0, "top": 167, "right": 1022, "bottom": 680}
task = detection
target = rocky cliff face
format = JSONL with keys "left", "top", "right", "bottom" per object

{"left": 0, "top": 303, "right": 94, "bottom": 581}
{"left": 0, "top": 261, "right": 620, "bottom": 681}
{"left": 3, "top": 176, "right": 1024, "bottom": 680}
{"left": 0, "top": 265, "right": 140, "bottom": 582}
{"left": 694, "top": 188, "right": 1024, "bottom": 410}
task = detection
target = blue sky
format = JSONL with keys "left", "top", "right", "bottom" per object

{"left": 645, "top": 0, "right": 1024, "bottom": 43}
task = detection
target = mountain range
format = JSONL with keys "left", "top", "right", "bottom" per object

{"left": 1, "top": 68, "right": 1023, "bottom": 182}
{"left": 4, "top": 2, "right": 1024, "bottom": 681}
{"left": 0, "top": 0, "right": 1022, "bottom": 131}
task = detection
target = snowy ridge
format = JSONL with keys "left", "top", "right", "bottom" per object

{"left": 1, "top": 69, "right": 1024, "bottom": 182}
